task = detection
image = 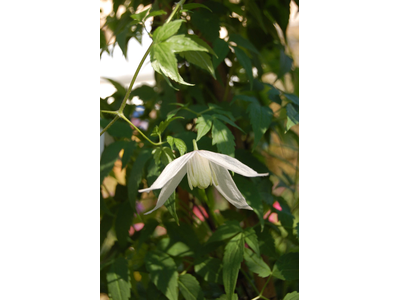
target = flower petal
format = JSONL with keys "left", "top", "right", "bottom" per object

{"left": 144, "top": 166, "right": 187, "bottom": 215}
{"left": 139, "top": 152, "right": 194, "bottom": 193}
{"left": 209, "top": 162, "right": 253, "bottom": 210}
{"left": 197, "top": 150, "right": 269, "bottom": 177}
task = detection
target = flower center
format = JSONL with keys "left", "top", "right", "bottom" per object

{"left": 186, "top": 152, "right": 218, "bottom": 190}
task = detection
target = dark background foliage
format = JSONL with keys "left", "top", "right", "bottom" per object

{"left": 100, "top": 1, "right": 299, "bottom": 299}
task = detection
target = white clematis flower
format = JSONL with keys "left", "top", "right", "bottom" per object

{"left": 139, "top": 140, "right": 269, "bottom": 215}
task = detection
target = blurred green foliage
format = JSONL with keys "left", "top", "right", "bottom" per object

{"left": 100, "top": 0, "right": 299, "bottom": 299}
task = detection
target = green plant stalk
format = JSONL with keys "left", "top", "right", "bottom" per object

{"left": 100, "top": 0, "right": 186, "bottom": 140}
{"left": 100, "top": 115, "right": 119, "bottom": 136}
{"left": 119, "top": 113, "right": 165, "bottom": 146}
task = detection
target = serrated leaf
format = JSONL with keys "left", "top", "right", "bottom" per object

{"left": 212, "top": 114, "right": 245, "bottom": 134}
{"left": 182, "top": 3, "right": 212, "bottom": 12}
{"left": 247, "top": 102, "right": 273, "bottom": 151}
{"left": 229, "top": 33, "right": 259, "bottom": 54}
{"left": 164, "top": 35, "right": 209, "bottom": 53}
{"left": 173, "top": 138, "right": 187, "bottom": 156}
{"left": 186, "top": 34, "right": 217, "bottom": 56}
{"left": 127, "top": 149, "right": 152, "bottom": 209}
{"left": 234, "top": 47, "right": 253, "bottom": 89}
{"left": 243, "top": 228, "right": 260, "bottom": 257}
{"left": 194, "top": 257, "right": 223, "bottom": 284}
{"left": 152, "top": 43, "right": 194, "bottom": 86}
{"left": 272, "top": 252, "right": 299, "bottom": 281}
{"left": 195, "top": 115, "right": 213, "bottom": 141}
{"left": 180, "top": 51, "right": 216, "bottom": 79}
{"left": 115, "top": 201, "right": 134, "bottom": 248}
{"left": 178, "top": 274, "right": 205, "bottom": 300}
{"left": 223, "top": 233, "right": 244, "bottom": 300}
{"left": 107, "top": 257, "right": 131, "bottom": 300}
{"left": 267, "top": 87, "right": 282, "bottom": 104}
{"left": 243, "top": 248, "right": 271, "bottom": 278}
{"left": 153, "top": 19, "right": 185, "bottom": 42}
{"left": 145, "top": 251, "right": 179, "bottom": 300}
{"left": 211, "top": 119, "right": 235, "bottom": 157}
{"left": 283, "top": 291, "right": 299, "bottom": 300}
{"left": 167, "top": 136, "right": 175, "bottom": 149}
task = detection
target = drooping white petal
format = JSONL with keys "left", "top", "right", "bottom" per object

{"left": 209, "top": 162, "right": 253, "bottom": 210}
{"left": 139, "top": 152, "right": 194, "bottom": 193}
{"left": 144, "top": 166, "right": 187, "bottom": 215}
{"left": 197, "top": 150, "right": 269, "bottom": 178}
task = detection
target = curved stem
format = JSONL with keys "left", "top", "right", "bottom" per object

{"left": 119, "top": 113, "right": 165, "bottom": 146}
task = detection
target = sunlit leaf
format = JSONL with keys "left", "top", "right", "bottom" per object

{"left": 107, "top": 257, "right": 131, "bottom": 300}
{"left": 223, "top": 233, "right": 244, "bottom": 300}
{"left": 178, "top": 274, "right": 205, "bottom": 300}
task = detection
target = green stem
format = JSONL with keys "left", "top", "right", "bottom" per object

{"left": 100, "top": 115, "right": 119, "bottom": 136}
{"left": 192, "top": 139, "right": 198, "bottom": 150}
{"left": 119, "top": 113, "right": 165, "bottom": 146}
{"left": 182, "top": 107, "right": 200, "bottom": 117}
{"left": 100, "top": 0, "right": 186, "bottom": 139}
{"left": 240, "top": 269, "right": 260, "bottom": 296}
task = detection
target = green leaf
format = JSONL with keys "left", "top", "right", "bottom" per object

{"left": 195, "top": 115, "right": 213, "bottom": 141}
{"left": 229, "top": 33, "right": 259, "bottom": 54}
{"left": 243, "top": 248, "right": 271, "bottom": 278}
{"left": 173, "top": 138, "right": 187, "bottom": 156}
{"left": 212, "top": 114, "right": 245, "bottom": 134}
{"left": 286, "top": 103, "right": 299, "bottom": 132}
{"left": 239, "top": 98, "right": 273, "bottom": 151}
{"left": 164, "top": 191, "right": 179, "bottom": 225}
{"left": 130, "top": 8, "right": 150, "bottom": 21}
{"left": 283, "top": 291, "right": 299, "bottom": 300}
{"left": 191, "top": 10, "right": 220, "bottom": 42}
{"left": 206, "top": 220, "right": 242, "bottom": 245}
{"left": 152, "top": 43, "right": 194, "bottom": 86}
{"left": 272, "top": 252, "right": 299, "bottom": 281}
{"left": 115, "top": 201, "right": 134, "bottom": 248}
{"left": 159, "top": 116, "right": 185, "bottom": 134}
{"left": 107, "top": 257, "right": 131, "bottom": 300}
{"left": 223, "top": 233, "right": 244, "bottom": 300}
{"left": 243, "top": 228, "right": 260, "bottom": 257}
{"left": 100, "top": 118, "right": 132, "bottom": 138}
{"left": 153, "top": 19, "right": 185, "bottom": 42}
{"left": 182, "top": 3, "right": 212, "bottom": 12}
{"left": 234, "top": 47, "right": 253, "bottom": 89}
{"left": 295, "top": 222, "right": 299, "bottom": 238}
{"left": 185, "top": 35, "right": 217, "bottom": 56}
{"left": 284, "top": 93, "right": 299, "bottom": 105}
{"left": 255, "top": 226, "right": 278, "bottom": 259}
{"left": 194, "top": 257, "right": 223, "bottom": 284}
{"left": 180, "top": 51, "right": 216, "bottom": 79}
{"left": 267, "top": 87, "right": 282, "bottom": 105}
{"left": 127, "top": 149, "right": 152, "bottom": 209}
{"left": 211, "top": 119, "right": 235, "bottom": 157}
{"left": 164, "top": 35, "right": 209, "bottom": 53}
{"left": 178, "top": 274, "right": 205, "bottom": 300}
{"left": 212, "top": 39, "right": 230, "bottom": 69}
{"left": 277, "top": 50, "right": 293, "bottom": 79}
{"left": 145, "top": 250, "right": 179, "bottom": 300}
{"left": 145, "top": 10, "right": 167, "bottom": 20}
{"left": 233, "top": 177, "right": 264, "bottom": 230}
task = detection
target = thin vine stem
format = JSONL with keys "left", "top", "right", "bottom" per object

{"left": 100, "top": 0, "right": 186, "bottom": 140}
